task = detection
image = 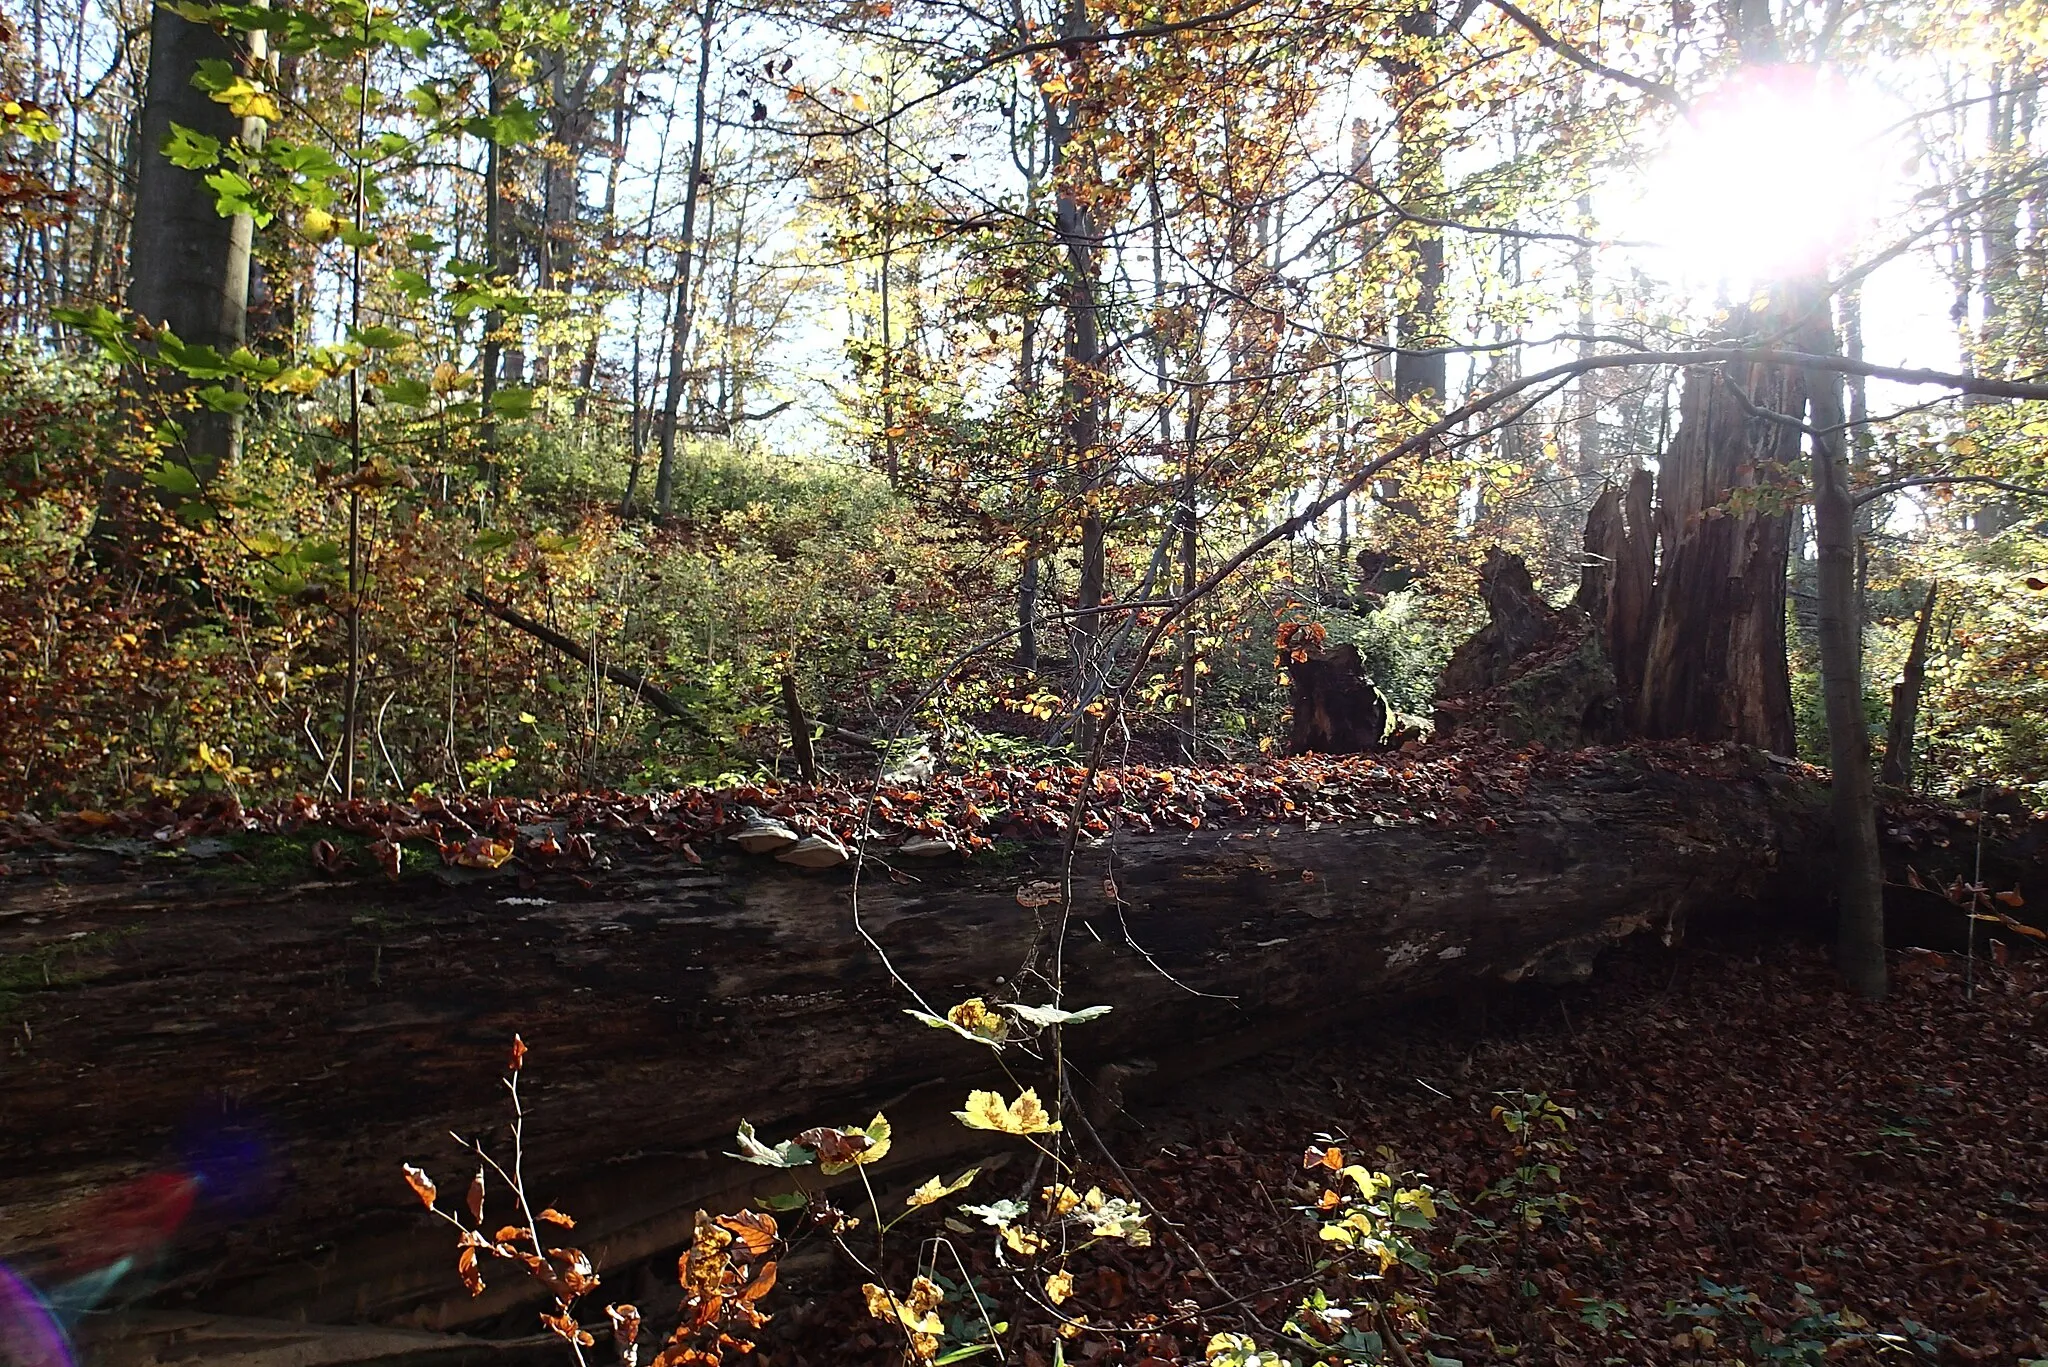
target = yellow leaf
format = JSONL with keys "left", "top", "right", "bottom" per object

{"left": 1044, "top": 1269, "right": 1073, "bottom": 1304}
{"left": 1002, "top": 1224, "right": 1045, "bottom": 1255}
{"left": 945, "top": 997, "right": 1010, "bottom": 1043}
{"left": 955, "top": 1088, "right": 1061, "bottom": 1135}
{"left": 906, "top": 1167, "right": 978, "bottom": 1208}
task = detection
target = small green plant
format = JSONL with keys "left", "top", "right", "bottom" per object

{"left": 1477, "top": 1091, "right": 1579, "bottom": 1235}
{"left": 1663, "top": 1280, "right": 1941, "bottom": 1363}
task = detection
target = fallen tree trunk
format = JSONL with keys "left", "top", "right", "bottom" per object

{"left": 0, "top": 749, "right": 2038, "bottom": 1340}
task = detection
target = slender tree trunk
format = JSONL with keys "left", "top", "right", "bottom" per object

{"left": 1802, "top": 311, "right": 1886, "bottom": 999}
{"left": 652, "top": 0, "right": 716, "bottom": 517}
{"left": 1043, "top": 21, "right": 1104, "bottom": 713}
{"left": 780, "top": 673, "right": 818, "bottom": 785}
{"left": 1389, "top": 1, "right": 1446, "bottom": 408}
{"left": 1573, "top": 192, "right": 1600, "bottom": 478}
{"left": 1879, "top": 581, "right": 1939, "bottom": 790}
{"left": 126, "top": 1, "right": 256, "bottom": 481}
{"left": 478, "top": 63, "right": 505, "bottom": 479}
{"left": 1842, "top": 285, "right": 1872, "bottom": 620}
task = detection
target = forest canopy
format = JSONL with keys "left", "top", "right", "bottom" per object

{"left": 0, "top": 0, "right": 2043, "bottom": 817}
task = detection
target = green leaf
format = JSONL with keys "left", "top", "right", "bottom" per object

{"left": 755, "top": 1190, "right": 807, "bottom": 1212}
{"left": 195, "top": 384, "right": 251, "bottom": 413}
{"left": 155, "top": 333, "right": 234, "bottom": 379}
{"left": 191, "top": 58, "right": 236, "bottom": 94}
{"left": 164, "top": 122, "right": 221, "bottom": 169}
{"left": 377, "top": 376, "right": 432, "bottom": 407}
{"left": 203, "top": 168, "right": 272, "bottom": 226}
{"left": 487, "top": 385, "right": 535, "bottom": 417}
{"left": 145, "top": 462, "right": 202, "bottom": 496}
{"left": 389, "top": 269, "right": 434, "bottom": 301}
{"left": 473, "top": 528, "right": 519, "bottom": 554}
{"left": 726, "top": 1120, "right": 815, "bottom": 1169}
{"left": 350, "top": 324, "right": 416, "bottom": 350}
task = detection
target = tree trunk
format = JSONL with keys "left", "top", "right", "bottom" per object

{"left": 1388, "top": 1, "right": 1446, "bottom": 408}
{"left": 1284, "top": 638, "right": 1389, "bottom": 754}
{"left": 126, "top": 1, "right": 256, "bottom": 481}
{"left": 1633, "top": 357, "right": 1799, "bottom": 754}
{"left": 1879, "top": 581, "right": 1939, "bottom": 790}
{"left": 779, "top": 672, "right": 818, "bottom": 785}
{"left": 1801, "top": 314, "right": 1888, "bottom": 999}
{"left": 1577, "top": 469, "right": 1654, "bottom": 709}
{"left": 652, "top": 0, "right": 716, "bottom": 517}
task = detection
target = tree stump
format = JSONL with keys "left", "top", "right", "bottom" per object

{"left": 1281, "top": 629, "right": 1391, "bottom": 754}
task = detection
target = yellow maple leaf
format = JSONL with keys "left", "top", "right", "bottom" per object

{"left": 906, "top": 1167, "right": 978, "bottom": 1208}
{"left": 945, "top": 997, "right": 1010, "bottom": 1042}
{"left": 955, "top": 1087, "right": 1062, "bottom": 1135}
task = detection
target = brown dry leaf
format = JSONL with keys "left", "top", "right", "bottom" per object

{"left": 792, "top": 1126, "right": 872, "bottom": 1169}
{"left": 457, "top": 1245, "right": 485, "bottom": 1297}
{"left": 605, "top": 1304, "right": 640, "bottom": 1346}
{"left": 716, "top": 1209, "right": 778, "bottom": 1257}
{"left": 509, "top": 1034, "right": 528, "bottom": 1071}
{"left": 493, "top": 1225, "right": 525, "bottom": 1243}
{"left": 403, "top": 1164, "right": 438, "bottom": 1210}
{"left": 466, "top": 1168, "right": 485, "bottom": 1224}
{"left": 539, "top": 1311, "right": 594, "bottom": 1347}
{"left": 1995, "top": 888, "right": 2025, "bottom": 907}
{"left": 740, "top": 1260, "right": 778, "bottom": 1303}
{"left": 538, "top": 1207, "right": 575, "bottom": 1228}
{"left": 1303, "top": 1145, "right": 1344, "bottom": 1171}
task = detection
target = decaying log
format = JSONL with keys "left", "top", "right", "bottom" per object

{"left": 0, "top": 756, "right": 2038, "bottom": 1342}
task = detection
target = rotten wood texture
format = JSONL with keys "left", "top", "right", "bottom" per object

{"left": 1631, "top": 360, "right": 1801, "bottom": 754}
{"left": 1439, "top": 548, "right": 1567, "bottom": 700}
{"left": 1576, "top": 469, "right": 1655, "bottom": 708}
{"left": 1283, "top": 635, "right": 1390, "bottom": 754}
{"left": 1880, "top": 581, "right": 1940, "bottom": 790}
{"left": 0, "top": 757, "right": 2036, "bottom": 1341}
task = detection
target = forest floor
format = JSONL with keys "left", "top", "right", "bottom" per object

{"left": 764, "top": 937, "right": 2048, "bottom": 1367}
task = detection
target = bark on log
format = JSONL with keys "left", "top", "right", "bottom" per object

{"left": 0, "top": 757, "right": 2037, "bottom": 1341}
